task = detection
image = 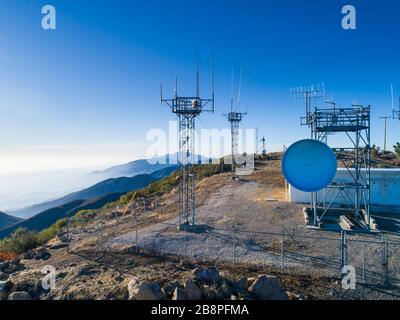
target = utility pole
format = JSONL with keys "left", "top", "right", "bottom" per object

{"left": 380, "top": 116, "right": 391, "bottom": 153}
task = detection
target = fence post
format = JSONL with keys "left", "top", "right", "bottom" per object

{"left": 340, "top": 231, "right": 347, "bottom": 277}
{"left": 66, "top": 217, "right": 70, "bottom": 254}
{"left": 362, "top": 242, "right": 366, "bottom": 282}
{"left": 281, "top": 228, "right": 285, "bottom": 272}
{"left": 233, "top": 224, "right": 236, "bottom": 269}
{"left": 135, "top": 220, "right": 139, "bottom": 254}
{"left": 381, "top": 233, "right": 389, "bottom": 286}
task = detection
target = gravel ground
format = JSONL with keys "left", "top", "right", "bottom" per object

{"left": 84, "top": 163, "right": 400, "bottom": 300}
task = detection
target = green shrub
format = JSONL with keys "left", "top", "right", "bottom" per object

{"left": 0, "top": 228, "right": 39, "bottom": 254}
{"left": 371, "top": 144, "right": 381, "bottom": 157}
{"left": 37, "top": 218, "right": 67, "bottom": 244}
{"left": 394, "top": 143, "right": 400, "bottom": 158}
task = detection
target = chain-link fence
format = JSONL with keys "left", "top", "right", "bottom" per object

{"left": 66, "top": 210, "right": 400, "bottom": 289}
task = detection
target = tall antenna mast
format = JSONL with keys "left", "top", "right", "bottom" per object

{"left": 224, "top": 66, "right": 247, "bottom": 175}
{"left": 260, "top": 136, "right": 267, "bottom": 156}
{"left": 161, "top": 57, "right": 215, "bottom": 229}
{"left": 236, "top": 63, "right": 244, "bottom": 112}
{"left": 196, "top": 60, "right": 200, "bottom": 97}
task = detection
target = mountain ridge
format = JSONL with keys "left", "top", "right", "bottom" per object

{"left": 0, "top": 166, "right": 178, "bottom": 239}
{"left": 7, "top": 166, "right": 178, "bottom": 219}
{"left": 0, "top": 211, "right": 23, "bottom": 230}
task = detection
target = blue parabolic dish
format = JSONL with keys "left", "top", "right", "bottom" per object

{"left": 282, "top": 139, "right": 337, "bottom": 193}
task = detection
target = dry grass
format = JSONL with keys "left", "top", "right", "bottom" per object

{"left": 0, "top": 251, "right": 18, "bottom": 261}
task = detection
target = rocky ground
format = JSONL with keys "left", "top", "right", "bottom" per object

{"left": 1, "top": 160, "right": 400, "bottom": 300}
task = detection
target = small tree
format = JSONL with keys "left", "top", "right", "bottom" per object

{"left": 371, "top": 144, "right": 381, "bottom": 157}
{"left": 394, "top": 143, "right": 400, "bottom": 158}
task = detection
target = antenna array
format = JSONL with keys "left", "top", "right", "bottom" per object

{"left": 161, "top": 58, "right": 215, "bottom": 229}
{"left": 292, "top": 85, "right": 372, "bottom": 230}
{"left": 224, "top": 67, "right": 247, "bottom": 174}
{"left": 291, "top": 84, "right": 325, "bottom": 126}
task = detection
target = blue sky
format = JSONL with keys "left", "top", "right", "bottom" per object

{"left": 0, "top": 0, "right": 400, "bottom": 174}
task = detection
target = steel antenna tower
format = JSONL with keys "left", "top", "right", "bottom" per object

{"left": 293, "top": 84, "right": 372, "bottom": 230}
{"left": 161, "top": 58, "right": 215, "bottom": 229}
{"left": 224, "top": 66, "right": 247, "bottom": 174}
{"left": 260, "top": 136, "right": 267, "bottom": 155}
{"left": 391, "top": 84, "right": 400, "bottom": 120}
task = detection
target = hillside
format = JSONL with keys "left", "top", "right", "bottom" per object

{"left": 0, "top": 167, "right": 180, "bottom": 239}
{"left": 1, "top": 160, "right": 398, "bottom": 301}
{"left": 0, "top": 212, "right": 22, "bottom": 230}
{"left": 8, "top": 169, "right": 174, "bottom": 219}
{"left": 0, "top": 193, "right": 124, "bottom": 239}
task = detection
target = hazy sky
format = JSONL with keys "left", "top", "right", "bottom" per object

{"left": 1, "top": 0, "right": 400, "bottom": 175}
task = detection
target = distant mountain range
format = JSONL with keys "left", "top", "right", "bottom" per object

{"left": 0, "top": 211, "right": 23, "bottom": 230}
{"left": 0, "top": 166, "right": 179, "bottom": 239}
{"left": 89, "top": 153, "right": 211, "bottom": 180}
{"left": 7, "top": 160, "right": 179, "bottom": 219}
{"left": 0, "top": 193, "right": 124, "bottom": 239}
{"left": 6, "top": 173, "right": 157, "bottom": 219}
{"left": 90, "top": 156, "right": 177, "bottom": 180}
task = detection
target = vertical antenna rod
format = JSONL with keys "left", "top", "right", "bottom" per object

{"left": 161, "top": 57, "right": 215, "bottom": 229}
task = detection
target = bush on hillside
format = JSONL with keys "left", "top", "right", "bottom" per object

{"left": 0, "top": 228, "right": 39, "bottom": 254}
{"left": 394, "top": 143, "right": 400, "bottom": 158}
{"left": 0, "top": 251, "right": 18, "bottom": 261}
{"left": 37, "top": 218, "right": 67, "bottom": 244}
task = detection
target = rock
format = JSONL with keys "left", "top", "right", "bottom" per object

{"left": 34, "top": 247, "right": 51, "bottom": 260}
{"left": 49, "top": 242, "right": 68, "bottom": 250}
{"left": 172, "top": 287, "right": 185, "bottom": 300}
{"left": 216, "top": 280, "right": 234, "bottom": 300}
{"left": 0, "top": 261, "right": 9, "bottom": 271}
{"left": 76, "top": 265, "right": 98, "bottom": 277}
{"left": 56, "top": 234, "right": 68, "bottom": 243}
{"left": 202, "top": 285, "right": 217, "bottom": 300}
{"left": 247, "top": 277, "right": 256, "bottom": 288}
{"left": 248, "top": 275, "right": 288, "bottom": 300}
{"left": 34, "top": 279, "right": 46, "bottom": 296}
{"left": 21, "top": 250, "right": 36, "bottom": 260}
{"left": 8, "top": 291, "right": 32, "bottom": 300}
{"left": 287, "top": 292, "right": 299, "bottom": 300}
{"left": 192, "top": 267, "right": 220, "bottom": 283}
{"left": 233, "top": 277, "right": 248, "bottom": 291}
{"left": 3, "top": 263, "right": 20, "bottom": 274}
{"left": 0, "top": 272, "right": 8, "bottom": 281}
{"left": 298, "top": 293, "right": 306, "bottom": 300}
{"left": 184, "top": 279, "right": 203, "bottom": 300}
{"left": 163, "top": 281, "right": 179, "bottom": 297}
{"left": 0, "top": 280, "right": 12, "bottom": 300}
{"left": 128, "top": 278, "right": 164, "bottom": 301}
